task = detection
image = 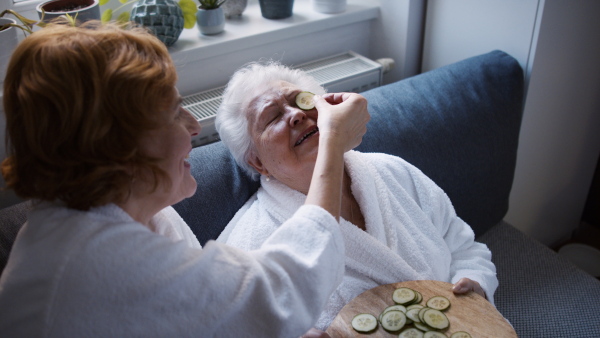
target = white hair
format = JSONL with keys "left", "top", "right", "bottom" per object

{"left": 215, "top": 61, "right": 326, "bottom": 180}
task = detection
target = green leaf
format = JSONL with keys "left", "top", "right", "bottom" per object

{"left": 179, "top": 0, "right": 198, "bottom": 29}
{"left": 117, "top": 11, "right": 130, "bottom": 23}
{"left": 101, "top": 9, "right": 113, "bottom": 22}
{"left": 99, "top": 0, "right": 110, "bottom": 5}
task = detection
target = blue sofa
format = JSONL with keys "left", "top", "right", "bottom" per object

{"left": 2, "top": 50, "right": 599, "bottom": 337}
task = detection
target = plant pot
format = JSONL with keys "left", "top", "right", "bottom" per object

{"left": 312, "top": 0, "right": 346, "bottom": 14}
{"left": 196, "top": 7, "right": 225, "bottom": 35}
{"left": 222, "top": 0, "right": 247, "bottom": 18}
{"left": 36, "top": 0, "right": 101, "bottom": 23}
{"left": 130, "top": 0, "right": 184, "bottom": 47}
{"left": 258, "top": 0, "right": 294, "bottom": 20}
{"left": 0, "top": 18, "right": 19, "bottom": 83}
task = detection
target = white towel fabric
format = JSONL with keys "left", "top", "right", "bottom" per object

{"left": 218, "top": 150, "right": 498, "bottom": 330}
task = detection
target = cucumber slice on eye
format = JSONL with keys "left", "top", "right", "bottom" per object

{"left": 351, "top": 313, "right": 378, "bottom": 333}
{"left": 295, "top": 91, "right": 315, "bottom": 110}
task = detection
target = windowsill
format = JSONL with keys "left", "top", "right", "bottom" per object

{"left": 1, "top": 0, "right": 379, "bottom": 98}
{"left": 169, "top": 0, "right": 379, "bottom": 65}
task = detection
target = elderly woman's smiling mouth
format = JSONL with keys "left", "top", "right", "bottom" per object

{"left": 295, "top": 126, "right": 319, "bottom": 147}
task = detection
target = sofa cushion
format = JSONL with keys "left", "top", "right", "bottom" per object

{"left": 480, "top": 221, "right": 600, "bottom": 337}
{"left": 357, "top": 50, "right": 524, "bottom": 236}
{"left": 173, "top": 143, "right": 260, "bottom": 245}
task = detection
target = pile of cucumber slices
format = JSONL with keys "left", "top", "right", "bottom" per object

{"left": 350, "top": 287, "right": 472, "bottom": 337}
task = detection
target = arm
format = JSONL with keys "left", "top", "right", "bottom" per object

{"left": 54, "top": 205, "right": 344, "bottom": 337}
{"left": 424, "top": 181, "right": 498, "bottom": 303}
{"left": 305, "top": 93, "right": 369, "bottom": 220}
{"left": 381, "top": 155, "right": 498, "bottom": 302}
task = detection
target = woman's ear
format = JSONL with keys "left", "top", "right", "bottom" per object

{"left": 247, "top": 153, "right": 270, "bottom": 176}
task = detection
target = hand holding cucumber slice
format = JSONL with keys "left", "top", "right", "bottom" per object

{"left": 295, "top": 91, "right": 315, "bottom": 110}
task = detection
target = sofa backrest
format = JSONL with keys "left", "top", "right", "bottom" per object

{"left": 174, "top": 50, "right": 524, "bottom": 244}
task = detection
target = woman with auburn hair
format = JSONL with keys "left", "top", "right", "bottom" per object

{"left": 0, "top": 21, "right": 369, "bottom": 337}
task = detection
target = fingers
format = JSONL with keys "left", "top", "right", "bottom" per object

{"left": 452, "top": 278, "right": 486, "bottom": 299}
{"left": 313, "top": 92, "right": 370, "bottom": 152}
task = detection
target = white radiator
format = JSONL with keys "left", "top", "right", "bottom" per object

{"left": 184, "top": 51, "right": 383, "bottom": 147}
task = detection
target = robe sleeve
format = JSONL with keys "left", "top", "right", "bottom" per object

{"left": 407, "top": 164, "right": 499, "bottom": 305}
{"left": 49, "top": 205, "right": 345, "bottom": 337}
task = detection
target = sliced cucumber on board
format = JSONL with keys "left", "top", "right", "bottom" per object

{"left": 351, "top": 313, "right": 378, "bottom": 333}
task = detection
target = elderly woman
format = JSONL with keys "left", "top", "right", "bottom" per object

{"left": 216, "top": 62, "right": 499, "bottom": 330}
{"left": 0, "top": 21, "right": 370, "bottom": 337}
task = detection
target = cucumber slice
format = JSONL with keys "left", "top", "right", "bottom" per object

{"left": 380, "top": 310, "right": 407, "bottom": 333}
{"left": 418, "top": 306, "right": 430, "bottom": 322}
{"left": 383, "top": 304, "right": 407, "bottom": 314}
{"left": 426, "top": 296, "right": 451, "bottom": 311}
{"left": 399, "top": 327, "right": 425, "bottom": 338}
{"left": 421, "top": 308, "right": 450, "bottom": 330}
{"left": 450, "top": 331, "right": 472, "bottom": 338}
{"left": 351, "top": 313, "right": 378, "bottom": 333}
{"left": 407, "top": 304, "right": 425, "bottom": 311}
{"left": 295, "top": 91, "right": 315, "bottom": 110}
{"left": 406, "top": 307, "right": 422, "bottom": 323}
{"left": 393, "top": 287, "right": 417, "bottom": 305}
{"left": 414, "top": 321, "right": 434, "bottom": 332}
{"left": 424, "top": 331, "right": 448, "bottom": 338}
{"left": 415, "top": 290, "right": 423, "bottom": 304}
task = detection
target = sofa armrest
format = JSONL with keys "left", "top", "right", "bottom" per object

{"left": 479, "top": 221, "right": 600, "bottom": 337}
{"left": 0, "top": 200, "right": 32, "bottom": 275}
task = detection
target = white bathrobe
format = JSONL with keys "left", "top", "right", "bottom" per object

{"left": 0, "top": 202, "right": 344, "bottom": 337}
{"left": 218, "top": 151, "right": 498, "bottom": 330}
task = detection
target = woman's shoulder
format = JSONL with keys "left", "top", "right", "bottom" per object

{"left": 349, "top": 150, "right": 420, "bottom": 175}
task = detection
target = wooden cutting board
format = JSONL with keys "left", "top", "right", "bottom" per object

{"left": 326, "top": 280, "right": 516, "bottom": 338}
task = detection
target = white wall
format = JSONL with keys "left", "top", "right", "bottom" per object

{"left": 505, "top": 0, "right": 600, "bottom": 246}
{"left": 421, "top": 0, "right": 600, "bottom": 247}
{"left": 369, "top": 0, "right": 427, "bottom": 83}
{"left": 422, "top": 0, "right": 541, "bottom": 84}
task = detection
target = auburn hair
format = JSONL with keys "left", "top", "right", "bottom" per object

{"left": 1, "top": 20, "right": 178, "bottom": 210}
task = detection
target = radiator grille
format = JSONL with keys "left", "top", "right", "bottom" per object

{"left": 185, "top": 51, "right": 382, "bottom": 147}
{"left": 183, "top": 87, "right": 225, "bottom": 121}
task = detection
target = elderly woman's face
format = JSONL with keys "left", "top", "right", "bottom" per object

{"left": 138, "top": 88, "right": 201, "bottom": 206}
{"left": 246, "top": 80, "right": 319, "bottom": 193}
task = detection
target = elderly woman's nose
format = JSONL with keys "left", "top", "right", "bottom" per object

{"left": 288, "top": 108, "right": 307, "bottom": 126}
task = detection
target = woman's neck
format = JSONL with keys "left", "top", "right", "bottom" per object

{"left": 341, "top": 170, "right": 366, "bottom": 230}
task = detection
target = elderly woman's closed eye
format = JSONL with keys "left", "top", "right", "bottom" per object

{"left": 216, "top": 62, "right": 499, "bottom": 331}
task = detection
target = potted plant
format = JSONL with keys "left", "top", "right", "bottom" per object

{"left": 258, "top": 0, "right": 294, "bottom": 20}
{"left": 197, "top": 0, "right": 226, "bottom": 35}
{"left": 0, "top": 10, "right": 45, "bottom": 83}
{"left": 36, "top": 0, "right": 101, "bottom": 23}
